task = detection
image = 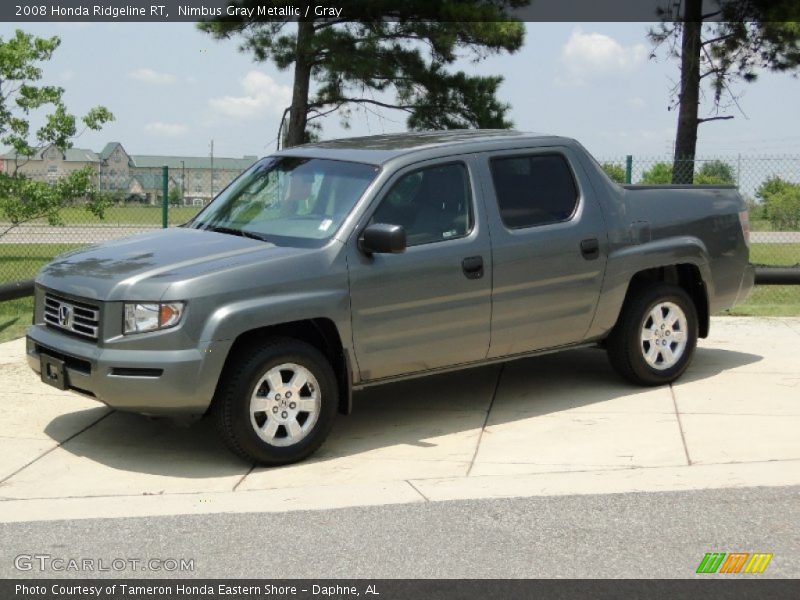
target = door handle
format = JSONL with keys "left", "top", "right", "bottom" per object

{"left": 461, "top": 256, "right": 484, "bottom": 279}
{"left": 580, "top": 238, "right": 600, "bottom": 260}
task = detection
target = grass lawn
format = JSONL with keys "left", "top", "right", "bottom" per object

{"left": 0, "top": 297, "right": 32, "bottom": 344}
{"left": 0, "top": 243, "right": 83, "bottom": 284}
{"left": 727, "top": 285, "right": 800, "bottom": 316}
{"left": 749, "top": 243, "right": 800, "bottom": 267}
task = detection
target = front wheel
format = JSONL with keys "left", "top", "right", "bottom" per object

{"left": 606, "top": 283, "right": 698, "bottom": 386}
{"left": 213, "top": 338, "right": 338, "bottom": 465}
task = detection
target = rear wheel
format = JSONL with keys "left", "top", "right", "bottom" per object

{"left": 606, "top": 283, "right": 698, "bottom": 386}
{"left": 213, "top": 338, "right": 337, "bottom": 465}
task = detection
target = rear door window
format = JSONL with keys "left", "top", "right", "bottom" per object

{"left": 490, "top": 154, "right": 579, "bottom": 229}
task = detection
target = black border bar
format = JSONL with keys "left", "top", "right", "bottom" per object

{"left": 3, "top": 579, "right": 800, "bottom": 600}
{"left": 4, "top": 0, "right": 800, "bottom": 23}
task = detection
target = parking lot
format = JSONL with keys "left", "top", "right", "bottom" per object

{"left": 1, "top": 316, "right": 799, "bottom": 524}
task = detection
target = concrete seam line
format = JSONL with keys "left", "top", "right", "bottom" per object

{"left": 0, "top": 409, "right": 114, "bottom": 486}
{"left": 232, "top": 463, "right": 256, "bottom": 492}
{"left": 669, "top": 384, "right": 692, "bottom": 466}
{"left": 405, "top": 480, "right": 430, "bottom": 502}
{"left": 467, "top": 363, "right": 504, "bottom": 477}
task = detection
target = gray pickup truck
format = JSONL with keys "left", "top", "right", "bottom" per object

{"left": 26, "top": 131, "right": 754, "bottom": 465}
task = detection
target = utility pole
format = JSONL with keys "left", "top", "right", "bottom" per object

{"left": 180, "top": 160, "right": 185, "bottom": 204}
{"left": 209, "top": 139, "right": 214, "bottom": 200}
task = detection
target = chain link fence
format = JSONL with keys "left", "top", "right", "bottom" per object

{"left": 598, "top": 155, "right": 800, "bottom": 313}
{"left": 2, "top": 155, "right": 799, "bottom": 315}
{"left": 1, "top": 194, "right": 204, "bottom": 284}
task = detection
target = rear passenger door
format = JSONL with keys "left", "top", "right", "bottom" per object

{"left": 478, "top": 147, "right": 608, "bottom": 357}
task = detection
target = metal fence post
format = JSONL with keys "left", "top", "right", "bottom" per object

{"left": 625, "top": 155, "right": 633, "bottom": 184}
{"left": 162, "top": 165, "right": 168, "bottom": 228}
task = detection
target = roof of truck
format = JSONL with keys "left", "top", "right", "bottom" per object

{"left": 275, "top": 130, "right": 570, "bottom": 165}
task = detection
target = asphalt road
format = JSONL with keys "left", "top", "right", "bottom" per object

{"left": 2, "top": 485, "right": 797, "bottom": 579}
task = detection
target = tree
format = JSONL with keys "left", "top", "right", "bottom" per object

{"left": 0, "top": 30, "right": 114, "bottom": 238}
{"left": 200, "top": 2, "right": 526, "bottom": 147}
{"left": 168, "top": 186, "right": 183, "bottom": 207}
{"left": 649, "top": 0, "right": 800, "bottom": 183}
{"left": 756, "top": 175, "right": 800, "bottom": 229}
{"left": 640, "top": 162, "right": 674, "bottom": 184}
{"left": 695, "top": 160, "right": 736, "bottom": 184}
{"left": 601, "top": 162, "right": 626, "bottom": 183}
{"left": 766, "top": 187, "right": 800, "bottom": 230}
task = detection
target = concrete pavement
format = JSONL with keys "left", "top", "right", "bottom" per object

{"left": 1, "top": 317, "right": 799, "bottom": 522}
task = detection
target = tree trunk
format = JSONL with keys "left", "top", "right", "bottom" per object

{"left": 672, "top": 0, "right": 703, "bottom": 184}
{"left": 285, "top": 20, "right": 314, "bottom": 148}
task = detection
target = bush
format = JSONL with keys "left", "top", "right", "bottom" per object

{"left": 756, "top": 176, "right": 800, "bottom": 230}
{"left": 168, "top": 186, "right": 183, "bottom": 207}
{"left": 767, "top": 188, "right": 800, "bottom": 230}
{"left": 695, "top": 160, "right": 736, "bottom": 185}
{"left": 640, "top": 162, "right": 673, "bottom": 184}
{"left": 601, "top": 162, "right": 626, "bottom": 184}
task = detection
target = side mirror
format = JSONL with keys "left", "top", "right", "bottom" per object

{"left": 359, "top": 223, "right": 406, "bottom": 255}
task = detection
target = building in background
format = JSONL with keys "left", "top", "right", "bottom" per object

{"left": 1, "top": 142, "right": 258, "bottom": 206}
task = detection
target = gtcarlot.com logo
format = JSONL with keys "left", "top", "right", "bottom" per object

{"left": 696, "top": 552, "right": 773, "bottom": 574}
{"left": 14, "top": 554, "right": 195, "bottom": 573}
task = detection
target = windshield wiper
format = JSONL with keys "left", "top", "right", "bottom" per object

{"left": 201, "top": 225, "right": 269, "bottom": 242}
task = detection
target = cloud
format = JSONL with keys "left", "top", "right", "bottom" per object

{"left": 129, "top": 68, "right": 176, "bottom": 84}
{"left": 558, "top": 28, "right": 647, "bottom": 85}
{"left": 209, "top": 71, "right": 292, "bottom": 120}
{"left": 627, "top": 96, "right": 646, "bottom": 109}
{"left": 145, "top": 122, "right": 189, "bottom": 137}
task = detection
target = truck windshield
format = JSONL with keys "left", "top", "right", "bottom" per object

{"left": 189, "top": 156, "right": 380, "bottom": 247}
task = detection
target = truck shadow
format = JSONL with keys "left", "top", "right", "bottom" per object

{"left": 41, "top": 346, "right": 763, "bottom": 486}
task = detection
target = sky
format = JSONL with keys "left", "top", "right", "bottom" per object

{"left": 1, "top": 21, "right": 798, "bottom": 162}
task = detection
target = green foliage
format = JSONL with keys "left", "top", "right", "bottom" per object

{"left": 756, "top": 176, "right": 800, "bottom": 230}
{"left": 0, "top": 168, "right": 112, "bottom": 236}
{"left": 0, "top": 29, "right": 114, "bottom": 240}
{"left": 1, "top": 30, "right": 114, "bottom": 159}
{"left": 638, "top": 160, "right": 737, "bottom": 186}
{"left": 601, "top": 162, "right": 626, "bottom": 184}
{"left": 767, "top": 188, "right": 800, "bottom": 230}
{"left": 755, "top": 175, "right": 796, "bottom": 202}
{"left": 200, "top": 2, "right": 526, "bottom": 144}
{"left": 168, "top": 186, "right": 183, "bottom": 206}
{"left": 640, "top": 162, "right": 674, "bottom": 185}
{"left": 695, "top": 160, "right": 736, "bottom": 185}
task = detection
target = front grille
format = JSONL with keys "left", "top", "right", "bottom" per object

{"left": 44, "top": 293, "right": 100, "bottom": 340}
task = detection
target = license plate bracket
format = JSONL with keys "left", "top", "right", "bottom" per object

{"left": 40, "top": 354, "right": 68, "bottom": 390}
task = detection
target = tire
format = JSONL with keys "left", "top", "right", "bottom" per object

{"left": 213, "top": 337, "right": 338, "bottom": 465}
{"left": 606, "top": 283, "right": 698, "bottom": 386}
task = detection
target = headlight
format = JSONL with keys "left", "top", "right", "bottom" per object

{"left": 123, "top": 302, "right": 185, "bottom": 334}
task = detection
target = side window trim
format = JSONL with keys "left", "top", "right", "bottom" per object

{"left": 488, "top": 151, "right": 581, "bottom": 231}
{"left": 366, "top": 160, "right": 476, "bottom": 248}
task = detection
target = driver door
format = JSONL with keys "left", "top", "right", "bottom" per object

{"left": 346, "top": 159, "right": 492, "bottom": 382}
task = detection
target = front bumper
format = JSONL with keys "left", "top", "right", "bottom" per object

{"left": 26, "top": 324, "right": 232, "bottom": 417}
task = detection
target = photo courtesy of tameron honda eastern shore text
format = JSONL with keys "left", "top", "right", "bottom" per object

{"left": 26, "top": 131, "right": 754, "bottom": 465}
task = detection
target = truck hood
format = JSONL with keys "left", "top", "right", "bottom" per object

{"left": 36, "top": 228, "right": 293, "bottom": 301}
